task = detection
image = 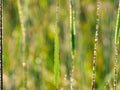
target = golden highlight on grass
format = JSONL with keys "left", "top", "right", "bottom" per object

{"left": 54, "top": 0, "right": 60, "bottom": 89}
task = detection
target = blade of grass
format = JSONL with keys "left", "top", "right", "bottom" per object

{"left": 69, "top": 0, "right": 76, "bottom": 90}
{"left": 54, "top": 0, "right": 60, "bottom": 89}
{"left": 114, "top": 2, "right": 120, "bottom": 90}
{"left": 70, "top": 0, "right": 76, "bottom": 58}
{"left": 115, "top": 3, "right": 120, "bottom": 45}
{"left": 92, "top": 0, "right": 100, "bottom": 89}
{"left": 17, "top": 0, "right": 27, "bottom": 89}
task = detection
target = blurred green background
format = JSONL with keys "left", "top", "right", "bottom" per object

{"left": 3, "top": 0, "right": 120, "bottom": 90}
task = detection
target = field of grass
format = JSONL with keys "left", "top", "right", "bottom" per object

{"left": 3, "top": 0, "right": 120, "bottom": 90}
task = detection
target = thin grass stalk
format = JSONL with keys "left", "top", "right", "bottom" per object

{"left": 114, "top": 1, "right": 120, "bottom": 90}
{"left": 17, "top": 0, "right": 27, "bottom": 89}
{"left": 114, "top": 45, "right": 118, "bottom": 90}
{"left": 69, "top": 0, "right": 76, "bottom": 90}
{"left": 70, "top": 0, "right": 76, "bottom": 58}
{"left": 54, "top": 0, "right": 60, "bottom": 89}
{"left": 92, "top": 0, "right": 100, "bottom": 90}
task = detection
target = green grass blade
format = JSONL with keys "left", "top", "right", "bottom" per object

{"left": 115, "top": 6, "right": 120, "bottom": 44}
{"left": 70, "top": 0, "right": 76, "bottom": 57}
{"left": 71, "top": 10, "right": 75, "bottom": 56}
{"left": 54, "top": 0, "right": 59, "bottom": 89}
{"left": 54, "top": 25, "right": 59, "bottom": 89}
{"left": 17, "top": 0, "right": 28, "bottom": 89}
{"left": 69, "top": 1, "right": 76, "bottom": 89}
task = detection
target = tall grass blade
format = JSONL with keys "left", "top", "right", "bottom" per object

{"left": 69, "top": 0, "right": 76, "bottom": 90}
{"left": 54, "top": 0, "right": 60, "bottom": 89}
{"left": 114, "top": 2, "right": 120, "bottom": 90}
{"left": 92, "top": 0, "right": 100, "bottom": 90}
{"left": 70, "top": 0, "right": 76, "bottom": 58}
{"left": 115, "top": 3, "right": 120, "bottom": 44}
{"left": 17, "top": 0, "right": 27, "bottom": 89}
